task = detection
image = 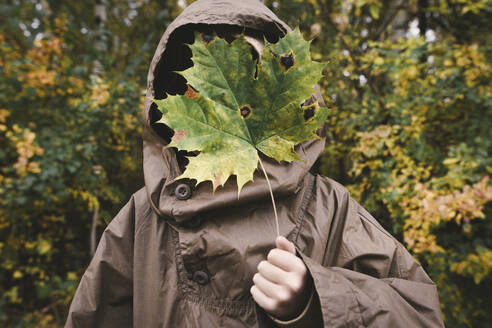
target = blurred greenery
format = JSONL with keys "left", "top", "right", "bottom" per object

{"left": 0, "top": 0, "right": 491, "bottom": 327}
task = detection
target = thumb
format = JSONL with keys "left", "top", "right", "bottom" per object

{"left": 276, "top": 236, "right": 296, "bottom": 254}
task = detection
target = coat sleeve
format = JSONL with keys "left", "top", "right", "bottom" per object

{"left": 65, "top": 196, "right": 135, "bottom": 328}
{"left": 295, "top": 177, "right": 444, "bottom": 328}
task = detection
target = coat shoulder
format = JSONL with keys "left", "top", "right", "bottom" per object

{"left": 314, "top": 175, "right": 351, "bottom": 200}
{"left": 304, "top": 175, "right": 399, "bottom": 275}
{"left": 104, "top": 187, "right": 153, "bottom": 239}
{"left": 132, "top": 187, "right": 154, "bottom": 234}
{"left": 312, "top": 174, "right": 391, "bottom": 240}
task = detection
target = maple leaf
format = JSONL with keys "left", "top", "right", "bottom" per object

{"left": 154, "top": 28, "right": 327, "bottom": 195}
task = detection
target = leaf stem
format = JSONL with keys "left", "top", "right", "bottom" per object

{"left": 258, "top": 157, "right": 279, "bottom": 237}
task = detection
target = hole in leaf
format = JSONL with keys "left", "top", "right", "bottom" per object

{"left": 239, "top": 105, "right": 252, "bottom": 119}
{"left": 303, "top": 104, "right": 316, "bottom": 121}
{"left": 280, "top": 52, "right": 295, "bottom": 71}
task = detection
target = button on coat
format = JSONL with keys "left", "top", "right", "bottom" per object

{"left": 192, "top": 270, "right": 210, "bottom": 285}
{"left": 175, "top": 183, "right": 192, "bottom": 200}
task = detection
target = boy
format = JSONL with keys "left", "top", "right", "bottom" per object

{"left": 65, "top": 0, "right": 444, "bottom": 327}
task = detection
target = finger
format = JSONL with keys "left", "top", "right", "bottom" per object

{"left": 253, "top": 273, "right": 287, "bottom": 300}
{"left": 250, "top": 285, "right": 277, "bottom": 312}
{"left": 267, "top": 248, "right": 307, "bottom": 274}
{"left": 257, "top": 260, "right": 288, "bottom": 284}
{"left": 276, "top": 236, "right": 296, "bottom": 254}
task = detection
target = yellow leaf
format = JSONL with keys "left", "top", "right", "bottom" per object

{"left": 37, "top": 240, "right": 51, "bottom": 255}
{"left": 374, "top": 57, "right": 384, "bottom": 65}
{"left": 369, "top": 5, "right": 380, "bottom": 19}
{"left": 443, "top": 158, "right": 460, "bottom": 165}
{"left": 67, "top": 272, "right": 78, "bottom": 281}
{"left": 13, "top": 270, "right": 23, "bottom": 279}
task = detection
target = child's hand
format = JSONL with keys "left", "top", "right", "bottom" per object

{"left": 250, "top": 236, "right": 312, "bottom": 320}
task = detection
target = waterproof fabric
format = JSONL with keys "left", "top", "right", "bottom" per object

{"left": 65, "top": 0, "right": 445, "bottom": 327}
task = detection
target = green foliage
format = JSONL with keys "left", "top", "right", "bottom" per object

{"left": 154, "top": 30, "right": 326, "bottom": 193}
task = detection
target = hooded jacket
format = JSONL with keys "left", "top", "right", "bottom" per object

{"left": 65, "top": 0, "right": 445, "bottom": 327}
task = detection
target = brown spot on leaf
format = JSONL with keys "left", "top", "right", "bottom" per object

{"left": 172, "top": 129, "right": 187, "bottom": 142}
{"left": 185, "top": 85, "right": 199, "bottom": 99}
{"left": 280, "top": 52, "right": 295, "bottom": 71}
{"left": 303, "top": 104, "right": 316, "bottom": 121}
{"left": 239, "top": 105, "right": 252, "bottom": 119}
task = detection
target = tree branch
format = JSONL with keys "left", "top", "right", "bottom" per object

{"left": 90, "top": 199, "right": 100, "bottom": 257}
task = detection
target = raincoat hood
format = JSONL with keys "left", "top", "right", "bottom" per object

{"left": 142, "top": 0, "right": 326, "bottom": 222}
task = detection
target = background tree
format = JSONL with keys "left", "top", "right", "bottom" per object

{"left": 0, "top": 0, "right": 490, "bottom": 326}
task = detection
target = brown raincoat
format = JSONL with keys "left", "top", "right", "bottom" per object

{"left": 65, "top": 0, "right": 445, "bottom": 327}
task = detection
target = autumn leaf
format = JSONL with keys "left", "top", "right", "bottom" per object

{"left": 154, "top": 28, "right": 327, "bottom": 195}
